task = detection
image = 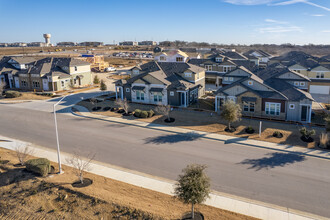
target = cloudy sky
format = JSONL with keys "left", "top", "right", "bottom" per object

{"left": 0, "top": 0, "right": 329, "bottom": 45}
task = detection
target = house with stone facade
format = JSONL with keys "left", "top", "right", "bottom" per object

{"left": 214, "top": 64, "right": 314, "bottom": 123}
{"left": 114, "top": 60, "right": 205, "bottom": 107}
{"left": 0, "top": 56, "right": 92, "bottom": 92}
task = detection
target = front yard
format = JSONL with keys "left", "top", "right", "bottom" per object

{"left": 77, "top": 98, "right": 327, "bottom": 149}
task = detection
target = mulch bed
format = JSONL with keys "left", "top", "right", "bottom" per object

{"left": 92, "top": 107, "right": 102, "bottom": 111}
{"left": 122, "top": 112, "right": 133, "bottom": 116}
{"left": 225, "top": 127, "right": 236, "bottom": 133}
{"left": 103, "top": 107, "right": 111, "bottom": 111}
{"left": 164, "top": 118, "right": 175, "bottom": 123}
{"left": 245, "top": 128, "right": 255, "bottom": 134}
{"left": 273, "top": 132, "right": 283, "bottom": 138}
{"left": 300, "top": 136, "right": 314, "bottom": 143}
{"left": 182, "top": 212, "right": 204, "bottom": 220}
{"left": 72, "top": 178, "right": 93, "bottom": 188}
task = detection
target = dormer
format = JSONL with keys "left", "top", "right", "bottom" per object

{"left": 215, "top": 56, "right": 223, "bottom": 63}
{"left": 131, "top": 66, "right": 141, "bottom": 75}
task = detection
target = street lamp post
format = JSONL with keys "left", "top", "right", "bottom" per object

{"left": 53, "top": 94, "right": 71, "bottom": 174}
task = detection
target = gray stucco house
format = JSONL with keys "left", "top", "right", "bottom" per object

{"left": 214, "top": 64, "right": 314, "bottom": 123}
{"left": 114, "top": 60, "right": 205, "bottom": 107}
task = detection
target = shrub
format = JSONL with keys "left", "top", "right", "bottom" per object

{"left": 299, "top": 127, "right": 316, "bottom": 139}
{"left": 325, "top": 104, "right": 330, "bottom": 110}
{"left": 5, "top": 90, "right": 21, "bottom": 98}
{"left": 147, "top": 109, "right": 154, "bottom": 118}
{"left": 140, "top": 111, "right": 149, "bottom": 118}
{"left": 134, "top": 109, "right": 142, "bottom": 117}
{"left": 273, "top": 131, "right": 283, "bottom": 138}
{"left": 25, "top": 158, "right": 51, "bottom": 177}
{"left": 319, "top": 133, "right": 329, "bottom": 148}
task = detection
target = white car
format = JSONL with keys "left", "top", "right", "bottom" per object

{"left": 105, "top": 67, "right": 116, "bottom": 72}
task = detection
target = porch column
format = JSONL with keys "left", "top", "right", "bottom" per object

{"left": 115, "top": 86, "right": 118, "bottom": 99}
{"left": 215, "top": 96, "right": 218, "bottom": 112}
{"left": 185, "top": 91, "right": 188, "bottom": 107}
{"left": 120, "top": 87, "right": 124, "bottom": 99}
{"left": 308, "top": 105, "right": 312, "bottom": 123}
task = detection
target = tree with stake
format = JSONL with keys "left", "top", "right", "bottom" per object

{"left": 175, "top": 164, "right": 211, "bottom": 219}
{"left": 66, "top": 151, "right": 95, "bottom": 184}
{"left": 100, "top": 79, "right": 107, "bottom": 91}
{"left": 221, "top": 100, "right": 242, "bottom": 132}
{"left": 93, "top": 75, "right": 100, "bottom": 85}
{"left": 155, "top": 105, "right": 172, "bottom": 122}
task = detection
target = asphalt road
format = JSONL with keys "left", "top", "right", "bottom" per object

{"left": 0, "top": 104, "right": 330, "bottom": 218}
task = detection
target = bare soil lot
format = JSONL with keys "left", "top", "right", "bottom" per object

{"left": 0, "top": 147, "right": 257, "bottom": 220}
{"left": 77, "top": 99, "right": 327, "bottom": 149}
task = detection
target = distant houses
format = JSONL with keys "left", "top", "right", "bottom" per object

{"left": 0, "top": 56, "right": 93, "bottom": 92}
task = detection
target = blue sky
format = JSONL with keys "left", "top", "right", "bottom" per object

{"left": 0, "top": 0, "right": 329, "bottom": 45}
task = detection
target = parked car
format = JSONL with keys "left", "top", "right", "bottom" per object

{"left": 105, "top": 67, "right": 116, "bottom": 72}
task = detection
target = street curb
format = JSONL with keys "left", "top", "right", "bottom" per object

{"left": 0, "top": 136, "right": 326, "bottom": 220}
{"left": 71, "top": 105, "right": 330, "bottom": 161}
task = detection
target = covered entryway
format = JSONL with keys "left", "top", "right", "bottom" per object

{"left": 178, "top": 91, "right": 188, "bottom": 107}
{"left": 309, "top": 85, "right": 330, "bottom": 95}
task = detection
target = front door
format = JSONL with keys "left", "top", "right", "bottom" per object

{"left": 181, "top": 93, "right": 185, "bottom": 106}
{"left": 301, "top": 105, "right": 308, "bottom": 121}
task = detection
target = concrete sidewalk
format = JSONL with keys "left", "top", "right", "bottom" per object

{"left": 0, "top": 135, "right": 325, "bottom": 220}
{"left": 73, "top": 105, "right": 330, "bottom": 161}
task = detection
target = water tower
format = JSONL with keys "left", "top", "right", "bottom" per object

{"left": 43, "top": 33, "right": 51, "bottom": 46}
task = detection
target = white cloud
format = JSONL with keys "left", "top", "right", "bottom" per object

{"left": 322, "top": 30, "right": 330, "bottom": 33}
{"left": 265, "top": 19, "right": 288, "bottom": 24}
{"left": 311, "top": 14, "right": 325, "bottom": 17}
{"left": 259, "top": 26, "right": 302, "bottom": 33}
{"left": 224, "top": 0, "right": 330, "bottom": 12}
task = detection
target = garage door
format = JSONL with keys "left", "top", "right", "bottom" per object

{"left": 310, "top": 85, "right": 330, "bottom": 94}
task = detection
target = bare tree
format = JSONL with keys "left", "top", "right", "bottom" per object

{"left": 155, "top": 105, "right": 171, "bottom": 121}
{"left": 15, "top": 143, "right": 34, "bottom": 166}
{"left": 66, "top": 151, "right": 95, "bottom": 184}
{"left": 115, "top": 98, "right": 129, "bottom": 114}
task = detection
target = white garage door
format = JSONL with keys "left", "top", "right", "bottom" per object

{"left": 310, "top": 85, "right": 330, "bottom": 94}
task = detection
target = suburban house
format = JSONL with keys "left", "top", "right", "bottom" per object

{"left": 114, "top": 60, "right": 205, "bottom": 107}
{"left": 214, "top": 64, "right": 314, "bottom": 123}
{"left": 189, "top": 52, "right": 256, "bottom": 87}
{"left": 243, "top": 50, "right": 273, "bottom": 68}
{"left": 0, "top": 56, "right": 92, "bottom": 92}
{"left": 270, "top": 51, "right": 330, "bottom": 94}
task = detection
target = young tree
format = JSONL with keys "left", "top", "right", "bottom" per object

{"left": 15, "top": 143, "right": 34, "bottom": 166}
{"left": 220, "top": 100, "right": 242, "bottom": 131}
{"left": 93, "top": 75, "right": 100, "bottom": 84}
{"left": 66, "top": 151, "right": 95, "bottom": 184}
{"left": 115, "top": 98, "right": 129, "bottom": 114}
{"left": 155, "top": 105, "right": 171, "bottom": 121}
{"left": 100, "top": 79, "right": 107, "bottom": 91}
{"left": 175, "top": 164, "right": 211, "bottom": 219}
{"left": 90, "top": 97, "right": 97, "bottom": 108}
{"left": 299, "top": 127, "right": 316, "bottom": 140}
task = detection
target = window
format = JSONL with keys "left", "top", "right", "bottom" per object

{"left": 265, "top": 102, "right": 281, "bottom": 116}
{"left": 223, "top": 66, "right": 231, "bottom": 73}
{"left": 170, "top": 91, "right": 174, "bottom": 96}
{"left": 136, "top": 90, "right": 144, "bottom": 101}
{"left": 176, "top": 57, "right": 183, "bottom": 62}
{"left": 74, "top": 66, "right": 78, "bottom": 71}
{"left": 206, "top": 65, "right": 212, "bottom": 71}
{"left": 224, "top": 77, "right": 229, "bottom": 81}
{"left": 243, "top": 102, "right": 255, "bottom": 112}
{"left": 216, "top": 57, "right": 222, "bottom": 62}
{"left": 133, "top": 69, "right": 139, "bottom": 75}
{"left": 227, "top": 96, "right": 236, "bottom": 102}
{"left": 154, "top": 93, "right": 162, "bottom": 102}
{"left": 229, "top": 77, "right": 234, "bottom": 81}
{"left": 21, "top": 80, "right": 28, "bottom": 87}
{"left": 32, "top": 81, "right": 40, "bottom": 88}
{"left": 61, "top": 81, "right": 65, "bottom": 87}
{"left": 159, "top": 56, "right": 166, "bottom": 61}
{"left": 296, "top": 70, "right": 301, "bottom": 73}
{"left": 316, "top": 72, "right": 325, "bottom": 78}
{"left": 300, "top": 82, "right": 305, "bottom": 86}
{"left": 294, "top": 81, "right": 299, "bottom": 86}
{"left": 184, "top": 72, "right": 192, "bottom": 77}
{"left": 248, "top": 81, "right": 253, "bottom": 86}
{"left": 126, "top": 88, "right": 130, "bottom": 92}
{"left": 289, "top": 104, "right": 295, "bottom": 109}
{"left": 74, "top": 79, "right": 77, "bottom": 84}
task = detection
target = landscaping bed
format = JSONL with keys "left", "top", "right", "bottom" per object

{"left": 0, "top": 147, "right": 256, "bottom": 220}
{"left": 76, "top": 99, "right": 326, "bottom": 149}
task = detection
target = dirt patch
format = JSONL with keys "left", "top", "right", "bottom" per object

{"left": 0, "top": 147, "right": 257, "bottom": 220}
{"left": 77, "top": 99, "right": 327, "bottom": 149}
{"left": 1, "top": 92, "right": 52, "bottom": 101}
